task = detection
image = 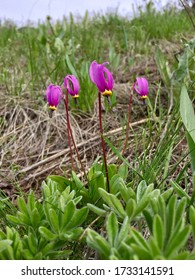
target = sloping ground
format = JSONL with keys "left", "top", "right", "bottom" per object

{"left": 0, "top": 39, "right": 188, "bottom": 197}
{"left": 0, "top": 91, "right": 149, "bottom": 195}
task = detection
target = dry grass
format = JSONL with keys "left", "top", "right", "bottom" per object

{"left": 0, "top": 80, "right": 155, "bottom": 197}
{"left": 0, "top": 45, "right": 188, "bottom": 198}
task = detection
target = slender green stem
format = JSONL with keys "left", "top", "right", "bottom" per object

{"left": 98, "top": 91, "right": 110, "bottom": 193}
{"left": 64, "top": 93, "right": 74, "bottom": 171}
{"left": 121, "top": 87, "right": 133, "bottom": 156}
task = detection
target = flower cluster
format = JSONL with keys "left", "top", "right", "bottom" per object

{"left": 45, "top": 61, "right": 149, "bottom": 110}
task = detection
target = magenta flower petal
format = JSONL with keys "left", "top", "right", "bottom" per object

{"left": 134, "top": 77, "right": 149, "bottom": 98}
{"left": 64, "top": 75, "right": 80, "bottom": 97}
{"left": 89, "top": 60, "right": 114, "bottom": 95}
{"left": 46, "top": 84, "right": 62, "bottom": 109}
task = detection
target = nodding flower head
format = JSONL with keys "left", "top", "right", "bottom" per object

{"left": 89, "top": 60, "right": 114, "bottom": 96}
{"left": 64, "top": 75, "right": 80, "bottom": 98}
{"left": 133, "top": 77, "right": 149, "bottom": 99}
{"left": 46, "top": 84, "right": 62, "bottom": 110}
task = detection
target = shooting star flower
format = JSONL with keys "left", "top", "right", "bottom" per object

{"left": 89, "top": 60, "right": 114, "bottom": 96}
{"left": 133, "top": 77, "right": 149, "bottom": 99}
{"left": 64, "top": 75, "right": 80, "bottom": 98}
{"left": 45, "top": 84, "right": 62, "bottom": 110}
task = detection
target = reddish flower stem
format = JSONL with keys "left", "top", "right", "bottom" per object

{"left": 121, "top": 87, "right": 133, "bottom": 156}
{"left": 98, "top": 91, "right": 110, "bottom": 193}
{"left": 65, "top": 91, "right": 87, "bottom": 179}
{"left": 64, "top": 93, "right": 74, "bottom": 171}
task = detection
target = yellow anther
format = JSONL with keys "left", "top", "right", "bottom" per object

{"left": 72, "top": 95, "right": 79, "bottom": 98}
{"left": 102, "top": 90, "right": 112, "bottom": 96}
{"left": 141, "top": 95, "right": 148, "bottom": 99}
{"left": 49, "top": 106, "right": 57, "bottom": 110}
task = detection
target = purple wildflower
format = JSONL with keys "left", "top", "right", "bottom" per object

{"left": 45, "top": 84, "right": 62, "bottom": 110}
{"left": 133, "top": 77, "right": 149, "bottom": 99}
{"left": 64, "top": 75, "right": 80, "bottom": 98}
{"left": 89, "top": 60, "right": 114, "bottom": 96}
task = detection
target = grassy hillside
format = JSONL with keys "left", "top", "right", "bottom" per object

{"left": 0, "top": 1, "right": 195, "bottom": 260}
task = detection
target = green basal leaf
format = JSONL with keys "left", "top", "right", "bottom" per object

{"left": 118, "top": 182, "right": 129, "bottom": 202}
{"left": 127, "top": 187, "right": 136, "bottom": 200}
{"left": 180, "top": 85, "right": 195, "bottom": 142}
{"left": 116, "top": 216, "right": 129, "bottom": 247}
{"left": 133, "top": 193, "right": 151, "bottom": 217}
{"left": 175, "top": 48, "right": 188, "bottom": 82}
{"left": 136, "top": 180, "right": 148, "bottom": 203}
{"left": 189, "top": 206, "right": 195, "bottom": 241}
{"left": 48, "top": 175, "right": 71, "bottom": 191}
{"left": 39, "top": 226, "right": 58, "bottom": 241}
{"left": 165, "top": 225, "right": 191, "bottom": 259}
{"left": 107, "top": 164, "right": 117, "bottom": 180}
{"left": 143, "top": 209, "right": 153, "bottom": 233}
{"left": 6, "top": 215, "right": 21, "bottom": 225}
{"left": 17, "top": 212, "right": 31, "bottom": 225}
{"left": 130, "top": 228, "right": 150, "bottom": 251}
{"left": 48, "top": 208, "right": 59, "bottom": 232}
{"left": 48, "top": 250, "right": 72, "bottom": 259}
{"left": 87, "top": 203, "right": 106, "bottom": 216}
{"left": 165, "top": 195, "right": 176, "bottom": 242}
{"left": 161, "top": 187, "right": 174, "bottom": 202}
{"left": 174, "top": 252, "right": 190, "bottom": 260}
{"left": 0, "top": 230, "right": 6, "bottom": 240}
{"left": 106, "top": 212, "right": 119, "bottom": 247}
{"left": 87, "top": 229, "right": 110, "bottom": 259}
{"left": 22, "top": 249, "right": 34, "bottom": 260}
{"left": 89, "top": 171, "right": 105, "bottom": 202}
{"left": 152, "top": 189, "right": 161, "bottom": 198}
{"left": 72, "top": 171, "right": 85, "bottom": 191}
{"left": 109, "top": 248, "right": 120, "bottom": 260}
{"left": 27, "top": 190, "right": 35, "bottom": 212}
{"left": 148, "top": 237, "right": 162, "bottom": 259}
{"left": 186, "top": 132, "right": 195, "bottom": 175}
{"left": 0, "top": 240, "right": 12, "bottom": 253}
{"left": 175, "top": 197, "right": 186, "bottom": 228}
{"left": 130, "top": 244, "right": 152, "bottom": 260}
{"left": 153, "top": 214, "right": 164, "bottom": 250}
{"left": 60, "top": 201, "right": 76, "bottom": 230}
{"left": 87, "top": 161, "right": 102, "bottom": 181}
{"left": 62, "top": 228, "right": 83, "bottom": 241}
{"left": 61, "top": 187, "right": 75, "bottom": 204}
{"left": 159, "top": 196, "right": 166, "bottom": 224}
{"left": 110, "top": 174, "right": 124, "bottom": 195}
{"left": 171, "top": 180, "right": 191, "bottom": 203}
{"left": 24, "top": 232, "right": 37, "bottom": 255}
{"left": 17, "top": 197, "right": 29, "bottom": 216}
{"left": 66, "top": 207, "right": 88, "bottom": 230}
{"left": 110, "top": 193, "right": 126, "bottom": 218}
{"left": 118, "top": 163, "right": 128, "bottom": 180}
{"left": 99, "top": 188, "right": 126, "bottom": 217}
{"left": 180, "top": 85, "right": 195, "bottom": 175}
{"left": 125, "top": 198, "right": 136, "bottom": 220}
{"left": 30, "top": 208, "right": 41, "bottom": 228}
{"left": 144, "top": 183, "right": 154, "bottom": 196}
{"left": 41, "top": 241, "right": 57, "bottom": 256}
